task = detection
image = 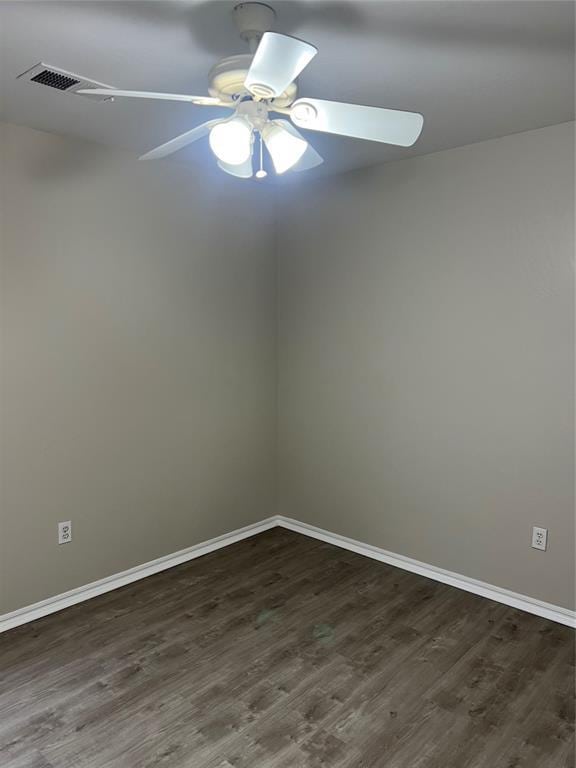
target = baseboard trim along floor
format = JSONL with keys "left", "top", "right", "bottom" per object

{"left": 0, "top": 517, "right": 278, "bottom": 634}
{"left": 1, "top": 514, "right": 574, "bottom": 633}
{"left": 275, "top": 517, "right": 576, "bottom": 628}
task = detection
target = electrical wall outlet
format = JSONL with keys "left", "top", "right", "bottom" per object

{"left": 531, "top": 526, "right": 547, "bottom": 551}
{"left": 58, "top": 520, "right": 72, "bottom": 545}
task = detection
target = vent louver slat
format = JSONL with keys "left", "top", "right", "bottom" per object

{"left": 30, "top": 69, "right": 80, "bottom": 91}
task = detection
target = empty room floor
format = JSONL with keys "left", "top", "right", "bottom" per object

{"left": 1, "top": 528, "right": 574, "bottom": 768}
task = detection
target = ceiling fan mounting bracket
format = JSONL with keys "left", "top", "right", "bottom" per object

{"left": 291, "top": 101, "right": 318, "bottom": 124}
{"left": 233, "top": 3, "right": 276, "bottom": 47}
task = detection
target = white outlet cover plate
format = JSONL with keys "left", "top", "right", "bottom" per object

{"left": 531, "top": 526, "right": 547, "bottom": 551}
{"left": 58, "top": 520, "right": 72, "bottom": 545}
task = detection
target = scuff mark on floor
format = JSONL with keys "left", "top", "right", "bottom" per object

{"left": 256, "top": 608, "right": 279, "bottom": 627}
{"left": 312, "top": 624, "right": 335, "bottom": 645}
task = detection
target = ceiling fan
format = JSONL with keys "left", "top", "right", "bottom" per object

{"left": 78, "top": 2, "right": 424, "bottom": 179}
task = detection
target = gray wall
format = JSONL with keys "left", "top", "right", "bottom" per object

{"left": 2, "top": 120, "right": 573, "bottom": 616}
{"left": 278, "top": 122, "right": 575, "bottom": 610}
{"left": 0, "top": 121, "right": 276, "bottom": 613}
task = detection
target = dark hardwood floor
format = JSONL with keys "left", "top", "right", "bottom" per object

{"left": 1, "top": 528, "right": 574, "bottom": 767}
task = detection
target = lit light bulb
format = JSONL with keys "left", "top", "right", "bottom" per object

{"left": 255, "top": 169, "right": 267, "bottom": 179}
{"left": 209, "top": 118, "right": 253, "bottom": 166}
{"left": 262, "top": 122, "right": 307, "bottom": 174}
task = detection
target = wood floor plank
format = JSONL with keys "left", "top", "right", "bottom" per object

{"left": 1, "top": 528, "right": 573, "bottom": 767}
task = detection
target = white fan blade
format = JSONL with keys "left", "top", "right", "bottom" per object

{"left": 218, "top": 155, "right": 253, "bottom": 179}
{"left": 273, "top": 120, "right": 324, "bottom": 171}
{"left": 290, "top": 98, "right": 424, "bottom": 147}
{"left": 245, "top": 32, "right": 317, "bottom": 99}
{"left": 77, "top": 89, "right": 224, "bottom": 107}
{"left": 140, "top": 119, "right": 221, "bottom": 160}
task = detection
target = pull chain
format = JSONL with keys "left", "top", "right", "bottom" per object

{"left": 255, "top": 131, "right": 267, "bottom": 179}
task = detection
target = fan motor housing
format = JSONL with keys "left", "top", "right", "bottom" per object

{"left": 208, "top": 54, "right": 297, "bottom": 108}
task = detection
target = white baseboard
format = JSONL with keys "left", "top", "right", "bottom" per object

{"left": 0, "top": 517, "right": 278, "bottom": 634}
{"left": 2, "top": 514, "right": 574, "bottom": 633}
{"left": 276, "top": 516, "right": 576, "bottom": 629}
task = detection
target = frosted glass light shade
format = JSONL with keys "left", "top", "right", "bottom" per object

{"left": 209, "top": 118, "right": 253, "bottom": 166}
{"left": 262, "top": 122, "right": 307, "bottom": 174}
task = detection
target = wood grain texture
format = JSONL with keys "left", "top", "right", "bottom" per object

{"left": 1, "top": 528, "right": 574, "bottom": 767}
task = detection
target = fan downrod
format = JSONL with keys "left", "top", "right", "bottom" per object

{"left": 233, "top": 3, "right": 276, "bottom": 49}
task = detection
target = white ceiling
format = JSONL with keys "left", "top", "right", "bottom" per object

{"left": 0, "top": 1, "right": 574, "bottom": 179}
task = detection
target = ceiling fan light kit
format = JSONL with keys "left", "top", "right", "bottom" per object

{"left": 71, "top": 2, "right": 423, "bottom": 179}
